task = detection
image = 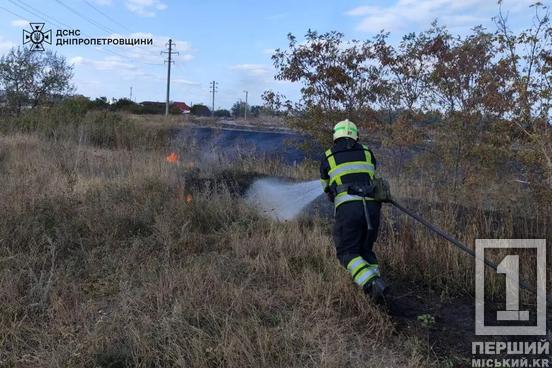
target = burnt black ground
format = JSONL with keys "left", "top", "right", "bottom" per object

{"left": 384, "top": 281, "right": 476, "bottom": 358}
{"left": 383, "top": 279, "right": 552, "bottom": 362}
{"left": 173, "top": 125, "right": 319, "bottom": 165}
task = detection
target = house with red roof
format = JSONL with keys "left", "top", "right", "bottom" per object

{"left": 173, "top": 101, "right": 191, "bottom": 114}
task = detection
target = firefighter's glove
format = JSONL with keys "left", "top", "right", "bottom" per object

{"left": 373, "top": 177, "right": 391, "bottom": 203}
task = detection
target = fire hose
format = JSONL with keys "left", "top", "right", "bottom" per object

{"left": 387, "top": 197, "right": 552, "bottom": 305}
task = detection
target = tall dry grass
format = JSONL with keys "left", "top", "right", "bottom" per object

{"left": 2, "top": 108, "right": 548, "bottom": 366}
{"left": 0, "top": 111, "right": 439, "bottom": 367}
{"left": 378, "top": 151, "right": 552, "bottom": 302}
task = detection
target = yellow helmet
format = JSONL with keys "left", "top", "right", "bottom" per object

{"left": 333, "top": 119, "right": 358, "bottom": 141}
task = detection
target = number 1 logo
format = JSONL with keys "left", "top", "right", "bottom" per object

{"left": 475, "top": 239, "right": 547, "bottom": 336}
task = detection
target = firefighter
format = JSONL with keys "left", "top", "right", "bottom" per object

{"left": 320, "top": 119, "right": 391, "bottom": 301}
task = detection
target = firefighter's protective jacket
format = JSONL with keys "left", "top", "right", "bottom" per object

{"left": 320, "top": 139, "right": 377, "bottom": 209}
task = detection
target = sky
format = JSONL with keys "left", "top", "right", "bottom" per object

{"left": 0, "top": 0, "right": 545, "bottom": 109}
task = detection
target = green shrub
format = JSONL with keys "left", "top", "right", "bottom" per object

{"left": 0, "top": 106, "right": 170, "bottom": 150}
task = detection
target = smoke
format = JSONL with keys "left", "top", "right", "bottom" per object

{"left": 245, "top": 178, "right": 322, "bottom": 220}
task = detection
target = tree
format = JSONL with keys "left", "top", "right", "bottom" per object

{"left": 261, "top": 90, "right": 292, "bottom": 116}
{"left": 250, "top": 105, "right": 262, "bottom": 117}
{"left": 190, "top": 104, "right": 211, "bottom": 117}
{"left": 270, "top": 30, "right": 384, "bottom": 143}
{"left": 0, "top": 47, "right": 74, "bottom": 114}
{"left": 214, "top": 109, "right": 231, "bottom": 117}
{"left": 494, "top": 2, "right": 552, "bottom": 190}
{"left": 92, "top": 96, "right": 109, "bottom": 110}
{"left": 422, "top": 26, "right": 505, "bottom": 195}
{"left": 373, "top": 30, "right": 435, "bottom": 117}
{"left": 111, "top": 98, "right": 139, "bottom": 112}
{"left": 231, "top": 101, "right": 249, "bottom": 118}
{"left": 264, "top": 2, "right": 552, "bottom": 205}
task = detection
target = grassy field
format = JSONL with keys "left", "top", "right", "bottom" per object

{"left": 0, "top": 108, "right": 550, "bottom": 367}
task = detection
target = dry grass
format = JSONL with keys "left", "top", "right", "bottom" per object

{"left": 379, "top": 157, "right": 552, "bottom": 301}
{"left": 0, "top": 125, "right": 437, "bottom": 367}
{"left": 1, "top": 110, "right": 549, "bottom": 366}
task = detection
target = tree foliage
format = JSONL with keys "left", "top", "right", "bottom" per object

{"left": 266, "top": 3, "right": 552, "bottom": 197}
{"left": 214, "top": 109, "right": 231, "bottom": 118}
{"left": 0, "top": 47, "right": 74, "bottom": 114}
{"left": 231, "top": 101, "right": 248, "bottom": 118}
{"left": 190, "top": 104, "right": 211, "bottom": 117}
{"left": 271, "top": 30, "right": 384, "bottom": 142}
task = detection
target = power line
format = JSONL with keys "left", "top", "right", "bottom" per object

{"left": 1, "top": 0, "right": 162, "bottom": 90}
{"left": 173, "top": 62, "right": 185, "bottom": 73}
{"left": 77, "top": 0, "right": 155, "bottom": 60}
{"left": 0, "top": 4, "right": 27, "bottom": 20}
{"left": 3, "top": 2, "right": 120, "bottom": 59}
{"left": 54, "top": 0, "right": 118, "bottom": 35}
{"left": 7, "top": 0, "right": 71, "bottom": 29}
{"left": 82, "top": 0, "right": 133, "bottom": 33}
{"left": 9, "top": 0, "right": 155, "bottom": 61}
{"left": 7, "top": 0, "right": 130, "bottom": 59}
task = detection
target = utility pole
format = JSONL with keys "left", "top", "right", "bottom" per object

{"left": 161, "top": 39, "right": 178, "bottom": 116}
{"left": 129, "top": 86, "right": 133, "bottom": 101}
{"left": 243, "top": 90, "right": 248, "bottom": 120}
{"left": 209, "top": 81, "right": 218, "bottom": 117}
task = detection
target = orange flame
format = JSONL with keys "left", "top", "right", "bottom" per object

{"left": 185, "top": 194, "right": 193, "bottom": 203}
{"left": 166, "top": 152, "right": 179, "bottom": 163}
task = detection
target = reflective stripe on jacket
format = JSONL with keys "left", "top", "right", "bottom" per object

{"left": 320, "top": 141, "right": 376, "bottom": 209}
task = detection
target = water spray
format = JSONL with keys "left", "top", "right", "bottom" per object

{"left": 245, "top": 178, "right": 322, "bottom": 220}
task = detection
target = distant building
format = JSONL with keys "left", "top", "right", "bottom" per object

{"left": 172, "top": 101, "right": 191, "bottom": 114}
{"left": 139, "top": 101, "right": 165, "bottom": 114}
{"left": 137, "top": 100, "right": 191, "bottom": 115}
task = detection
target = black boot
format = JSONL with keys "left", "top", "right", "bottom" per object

{"left": 363, "top": 277, "right": 389, "bottom": 304}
